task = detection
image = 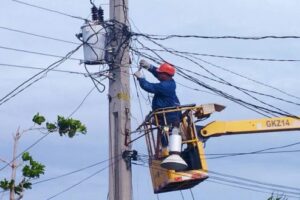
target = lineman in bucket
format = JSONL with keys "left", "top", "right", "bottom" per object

{"left": 134, "top": 59, "right": 181, "bottom": 147}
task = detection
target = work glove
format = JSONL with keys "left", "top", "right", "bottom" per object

{"left": 134, "top": 71, "right": 144, "bottom": 79}
{"left": 139, "top": 59, "right": 151, "bottom": 70}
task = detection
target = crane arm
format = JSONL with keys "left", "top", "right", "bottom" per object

{"left": 200, "top": 116, "right": 300, "bottom": 138}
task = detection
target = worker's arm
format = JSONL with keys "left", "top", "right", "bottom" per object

{"left": 148, "top": 65, "right": 160, "bottom": 80}
{"left": 138, "top": 78, "right": 169, "bottom": 94}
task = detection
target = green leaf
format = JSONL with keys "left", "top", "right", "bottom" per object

{"left": 0, "top": 179, "right": 10, "bottom": 190}
{"left": 22, "top": 152, "right": 32, "bottom": 162}
{"left": 32, "top": 113, "right": 45, "bottom": 125}
{"left": 22, "top": 181, "right": 32, "bottom": 190}
{"left": 46, "top": 122, "right": 57, "bottom": 132}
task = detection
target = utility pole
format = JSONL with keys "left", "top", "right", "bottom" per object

{"left": 108, "top": 0, "right": 132, "bottom": 200}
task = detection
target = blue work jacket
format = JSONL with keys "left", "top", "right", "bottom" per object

{"left": 137, "top": 66, "right": 181, "bottom": 125}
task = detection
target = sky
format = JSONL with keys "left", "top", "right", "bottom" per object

{"left": 1, "top": 0, "right": 300, "bottom": 200}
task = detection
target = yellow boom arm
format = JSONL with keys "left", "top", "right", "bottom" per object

{"left": 201, "top": 116, "right": 300, "bottom": 137}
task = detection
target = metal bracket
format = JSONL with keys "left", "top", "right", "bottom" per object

{"left": 122, "top": 150, "right": 138, "bottom": 169}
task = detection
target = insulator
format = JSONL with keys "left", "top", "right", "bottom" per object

{"left": 98, "top": 6, "right": 104, "bottom": 23}
{"left": 91, "top": 6, "right": 98, "bottom": 21}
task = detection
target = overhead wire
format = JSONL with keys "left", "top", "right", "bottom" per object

{"left": 141, "top": 36, "right": 298, "bottom": 117}
{"left": 0, "top": 26, "right": 79, "bottom": 45}
{"left": 136, "top": 33, "right": 300, "bottom": 40}
{"left": 32, "top": 155, "right": 122, "bottom": 186}
{"left": 132, "top": 161, "right": 300, "bottom": 199}
{"left": 136, "top": 47, "right": 300, "bottom": 62}
{"left": 206, "top": 140, "right": 300, "bottom": 159}
{"left": 0, "top": 44, "right": 83, "bottom": 106}
{"left": 131, "top": 38, "right": 299, "bottom": 118}
{"left": 0, "top": 63, "right": 85, "bottom": 75}
{"left": 131, "top": 42, "right": 274, "bottom": 117}
{"left": 11, "top": 0, "right": 88, "bottom": 21}
{"left": 0, "top": 45, "right": 82, "bottom": 61}
{"left": 136, "top": 46, "right": 300, "bottom": 101}
{"left": 68, "top": 86, "right": 96, "bottom": 117}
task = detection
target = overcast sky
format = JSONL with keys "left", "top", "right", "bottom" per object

{"left": 1, "top": 0, "right": 300, "bottom": 200}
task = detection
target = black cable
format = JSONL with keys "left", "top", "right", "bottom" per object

{"left": 208, "top": 170, "right": 300, "bottom": 192}
{"left": 209, "top": 175, "right": 300, "bottom": 196}
{"left": 180, "top": 190, "right": 185, "bottom": 200}
{"left": 0, "top": 45, "right": 81, "bottom": 61}
{"left": 0, "top": 63, "right": 85, "bottom": 75}
{"left": 132, "top": 162, "right": 300, "bottom": 198}
{"left": 45, "top": 156, "right": 122, "bottom": 200}
{"left": 45, "top": 166, "right": 109, "bottom": 200}
{"left": 0, "top": 133, "right": 50, "bottom": 172}
{"left": 33, "top": 155, "right": 121, "bottom": 185}
{"left": 132, "top": 39, "right": 299, "bottom": 118}
{"left": 0, "top": 26, "right": 79, "bottom": 45}
{"left": 206, "top": 141, "right": 300, "bottom": 159}
{"left": 84, "top": 64, "right": 106, "bottom": 93}
{"left": 12, "top": 0, "right": 88, "bottom": 21}
{"left": 137, "top": 46, "right": 300, "bottom": 101}
{"left": 68, "top": 86, "right": 96, "bottom": 117}
{"left": 131, "top": 43, "right": 274, "bottom": 117}
{"left": 189, "top": 189, "right": 195, "bottom": 200}
{"left": 205, "top": 179, "right": 298, "bottom": 199}
{"left": 142, "top": 36, "right": 298, "bottom": 118}
{"left": 136, "top": 33, "right": 300, "bottom": 40}
{"left": 0, "top": 44, "right": 82, "bottom": 106}
{"left": 136, "top": 47, "right": 300, "bottom": 62}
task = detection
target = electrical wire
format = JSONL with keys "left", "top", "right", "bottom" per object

{"left": 0, "top": 44, "right": 82, "bottom": 106}
{"left": 189, "top": 189, "right": 195, "bottom": 200}
{"left": 136, "top": 46, "right": 300, "bottom": 100}
{"left": 11, "top": 0, "right": 88, "bottom": 21}
{"left": 136, "top": 47, "right": 300, "bottom": 62}
{"left": 0, "top": 133, "right": 50, "bottom": 172}
{"left": 68, "top": 86, "right": 96, "bottom": 117}
{"left": 0, "top": 63, "right": 85, "bottom": 75}
{"left": 45, "top": 165, "right": 109, "bottom": 200}
{"left": 131, "top": 41, "right": 299, "bottom": 118}
{"left": 132, "top": 162, "right": 300, "bottom": 199}
{"left": 0, "top": 45, "right": 82, "bottom": 61}
{"left": 33, "top": 155, "right": 121, "bottom": 185}
{"left": 141, "top": 36, "right": 299, "bottom": 117}
{"left": 206, "top": 140, "right": 300, "bottom": 159}
{"left": 45, "top": 156, "right": 123, "bottom": 200}
{"left": 136, "top": 33, "right": 300, "bottom": 40}
{"left": 0, "top": 26, "right": 79, "bottom": 45}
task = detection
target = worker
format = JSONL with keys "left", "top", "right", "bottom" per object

{"left": 134, "top": 59, "right": 181, "bottom": 127}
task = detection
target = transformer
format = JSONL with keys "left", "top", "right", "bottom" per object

{"left": 81, "top": 21, "right": 106, "bottom": 65}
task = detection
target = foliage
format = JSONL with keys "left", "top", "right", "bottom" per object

{"left": 268, "top": 194, "right": 288, "bottom": 200}
{"left": 32, "top": 113, "right": 87, "bottom": 137}
{"left": 0, "top": 152, "right": 44, "bottom": 196}
{"left": 0, "top": 113, "right": 87, "bottom": 199}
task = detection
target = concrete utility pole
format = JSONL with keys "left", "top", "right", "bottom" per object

{"left": 108, "top": 0, "right": 132, "bottom": 200}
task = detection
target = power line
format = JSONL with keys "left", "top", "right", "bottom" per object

{"left": 0, "top": 44, "right": 82, "bottom": 106}
{"left": 0, "top": 133, "right": 50, "bottom": 172}
{"left": 136, "top": 33, "right": 300, "bottom": 40}
{"left": 136, "top": 47, "right": 300, "bottom": 62}
{"left": 11, "top": 0, "right": 88, "bottom": 21}
{"left": 68, "top": 86, "right": 96, "bottom": 117}
{"left": 133, "top": 162, "right": 300, "bottom": 198}
{"left": 132, "top": 39, "right": 300, "bottom": 118}
{"left": 33, "top": 156, "right": 121, "bottom": 185}
{"left": 206, "top": 140, "right": 300, "bottom": 159}
{"left": 45, "top": 157, "right": 122, "bottom": 200}
{"left": 135, "top": 44, "right": 300, "bottom": 101}
{"left": 0, "top": 45, "right": 82, "bottom": 61}
{"left": 0, "top": 63, "right": 85, "bottom": 75}
{"left": 205, "top": 179, "right": 297, "bottom": 199}
{"left": 0, "top": 26, "right": 79, "bottom": 45}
